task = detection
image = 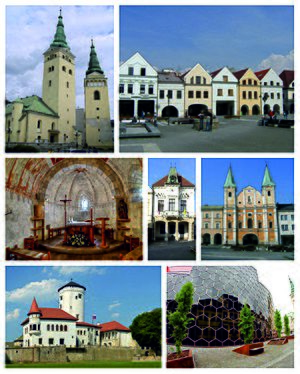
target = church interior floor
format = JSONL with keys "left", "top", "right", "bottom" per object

{"left": 36, "top": 235, "right": 131, "bottom": 260}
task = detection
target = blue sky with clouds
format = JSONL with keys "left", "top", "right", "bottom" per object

{"left": 120, "top": 6, "right": 294, "bottom": 73}
{"left": 6, "top": 266, "right": 161, "bottom": 342}
{"left": 202, "top": 158, "right": 294, "bottom": 205}
{"left": 6, "top": 6, "right": 114, "bottom": 116}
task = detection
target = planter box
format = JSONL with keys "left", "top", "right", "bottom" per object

{"left": 233, "top": 342, "right": 264, "bottom": 356}
{"left": 167, "top": 349, "right": 194, "bottom": 368}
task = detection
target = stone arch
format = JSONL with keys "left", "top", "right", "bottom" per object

{"left": 263, "top": 104, "right": 270, "bottom": 115}
{"left": 273, "top": 104, "right": 280, "bottom": 113}
{"left": 241, "top": 105, "right": 249, "bottom": 115}
{"left": 242, "top": 233, "right": 258, "bottom": 245}
{"left": 188, "top": 104, "right": 208, "bottom": 116}
{"left": 162, "top": 105, "right": 179, "bottom": 117}
{"left": 202, "top": 233, "right": 211, "bottom": 245}
{"left": 214, "top": 233, "right": 222, "bottom": 245}
{"left": 252, "top": 105, "right": 260, "bottom": 115}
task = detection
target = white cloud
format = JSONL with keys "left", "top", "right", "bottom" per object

{"left": 6, "top": 308, "right": 20, "bottom": 321}
{"left": 258, "top": 50, "right": 294, "bottom": 74}
{"left": 108, "top": 302, "right": 121, "bottom": 311}
{"left": 6, "top": 6, "right": 114, "bottom": 116}
{"left": 55, "top": 267, "right": 107, "bottom": 276}
{"left": 6, "top": 279, "right": 61, "bottom": 304}
{"left": 111, "top": 312, "right": 120, "bottom": 319}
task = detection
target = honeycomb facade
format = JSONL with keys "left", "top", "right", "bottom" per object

{"left": 167, "top": 266, "right": 274, "bottom": 347}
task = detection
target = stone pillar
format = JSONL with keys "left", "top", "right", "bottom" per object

{"left": 175, "top": 221, "right": 179, "bottom": 241}
{"left": 134, "top": 99, "right": 138, "bottom": 117}
{"left": 164, "top": 221, "right": 168, "bottom": 241}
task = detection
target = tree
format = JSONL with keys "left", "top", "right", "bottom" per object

{"left": 238, "top": 303, "right": 255, "bottom": 344}
{"left": 168, "top": 282, "right": 194, "bottom": 355}
{"left": 130, "top": 308, "right": 161, "bottom": 355}
{"left": 274, "top": 309, "right": 283, "bottom": 337}
{"left": 284, "top": 314, "right": 290, "bottom": 337}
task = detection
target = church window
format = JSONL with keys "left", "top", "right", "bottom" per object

{"left": 228, "top": 222, "right": 232, "bottom": 229}
{"left": 228, "top": 192, "right": 232, "bottom": 197}
{"left": 158, "top": 200, "right": 164, "bottom": 212}
{"left": 69, "top": 69, "right": 72, "bottom": 75}
{"left": 204, "top": 91, "right": 209, "bottom": 98}
{"left": 247, "top": 218, "right": 253, "bottom": 229}
{"left": 62, "top": 66, "right": 66, "bottom": 72}
{"left": 269, "top": 221, "right": 273, "bottom": 228}
{"left": 51, "top": 122, "right": 55, "bottom": 130}
{"left": 128, "top": 67, "right": 134, "bottom": 76}
{"left": 169, "top": 198, "right": 175, "bottom": 211}
{"left": 119, "top": 84, "right": 124, "bottom": 94}
{"left": 167, "top": 90, "right": 173, "bottom": 99}
{"left": 48, "top": 80, "right": 52, "bottom": 87}
{"left": 66, "top": 82, "right": 69, "bottom": 88}
{"left": 268, "top": 191, "right": 271, "bottom": 196}
{"left": 37, "top": 120, "right": 42, "bottom": 129}
{"left": 180, "top": 200, "right": 187, "bottom": 212}
{"left": 140, "top": 84, "right": 145, "bottom": 94}
{"left": 140, "top": 68, "right": 146, "bottom": 76}
{"left": 94, "top": 90, "right": 100, "bottom": 100}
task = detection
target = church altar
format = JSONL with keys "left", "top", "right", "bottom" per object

{"left": 65, "top": 222, "right": 95, "bottom": 245}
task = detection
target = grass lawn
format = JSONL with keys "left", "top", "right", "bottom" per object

{"left": 6, "top": 360, "right": 161, "bottom": 368}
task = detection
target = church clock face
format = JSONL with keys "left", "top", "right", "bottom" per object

{"left": 170, "top": 176, "right": 176, "bottom": 183}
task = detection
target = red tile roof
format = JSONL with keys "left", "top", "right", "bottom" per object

{"left": 255, "top": 68, "right": 270, "bottom": 80}
{"left": 233, "top": 68, "right": 249, "bottom": 81}
{"left": 98, "top": 321, "right": 130, "bottom": 332}
{"left": 76, "top": 321, "right": 100, "bottom": 329}
{"left": 28, "top": 298, "right": 40, "bottom": 315}
{"left": 210, "top": 68, "right": 222, "bottom": 78}
{"left": 279, "top": 70, "right": 294, "bottom": 88}
{"left": 152, "top": 174, "right": 195, "bottom": 188}
{"left": 22, "top": 306, "right": 78, "bottom": 325}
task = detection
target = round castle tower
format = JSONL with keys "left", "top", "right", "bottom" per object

{"left": 58, "top": 281, "right": 86, "bottom": 321}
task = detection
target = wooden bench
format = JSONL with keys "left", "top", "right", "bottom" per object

{"left": 124, "top": 235, "right": 140, "bottom": 251}
{"left": 6, "top": 245, "right": 51, "bottom": 261}
{"left": 47, "top": 225, "right": 65, "bottom": 239}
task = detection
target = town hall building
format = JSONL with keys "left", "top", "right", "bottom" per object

{"left": 202, "top": 165, "right": 294, "bottom": 246}
{"left": 21, "top": 281, "right": 136, "bottom": 348}
{"left": 5, "top": 9, "right": 112, "bottom": 150}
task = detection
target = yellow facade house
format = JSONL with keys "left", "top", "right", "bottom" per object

{"left": 234, "top": 68, "right": 261, "bottom": 116}
{"left": 182, "top": 63, "right": 212, "bottom": 116}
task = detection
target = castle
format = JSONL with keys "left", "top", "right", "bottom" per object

{"left": 21, "top": 281, "right": 136, "bottom": 348}
{"left": 5, "top": 9, "right": 112, "bottom": 149}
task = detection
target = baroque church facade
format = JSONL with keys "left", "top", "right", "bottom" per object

{"left": 22, "top": 281, "right": 136, "bottom": 348}
{"left": 5, "top": 9, "right": 112, "bottom": 149}
{"left": 148, "top": 166, "right": 195, "bottom": 242}
{"left": 202, "top": 165, "right": 294, "bottom": 246}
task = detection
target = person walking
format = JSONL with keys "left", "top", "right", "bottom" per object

{"left": 198, "top": 111, "right": 204, "bottom": 131}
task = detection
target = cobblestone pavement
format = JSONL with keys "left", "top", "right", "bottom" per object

{"left": 148, "top": 240, "right": 196, "bottom": 261}
{"left": 120, "top": 116, "right": 294, "bottom": 153}
{"left": 168, "top": 341, "right": 294, "bottom": 368}
{"left": 201, "top": 246, "right": 294, "bottom": 261}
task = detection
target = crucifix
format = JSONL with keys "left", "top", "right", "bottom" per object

{"left": 60, "top": 194, "right": 72, "bottom": 243}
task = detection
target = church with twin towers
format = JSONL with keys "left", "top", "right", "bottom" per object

{"left": 5, "top": 9, "right": 112, "bottom": 150}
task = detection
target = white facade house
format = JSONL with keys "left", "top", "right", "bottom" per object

{"left": 211, "top": 67, "right": 238, "bottom": 115}
{"left": 157, "top": 70, "right": 184, "bottom": 117}
{"left": 119, "top": 52, "right": 158, "bottom": 118}
{"left": 277, "top": 204, "right": 294, "bottom": 245}
{"left": 20, "top": 281, "right": 136, "bottom": 349}
{"left": 150, "top": 166, "right": 195, "bottom": 241}
{"left": 255, "top": 68, "right": 283, "bottom": 114}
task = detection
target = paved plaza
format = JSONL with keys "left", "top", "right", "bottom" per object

{"left": 189, "top": 340, "right": 293, "bottom": 368}
{"left": 201, "top": 246, "right": 294, "bottom": 261}
{"left": 148, "top": 240, "right": 196, "bottom": 261}
{"left": 120, "top": 116, "right": 294, "bottom": 153}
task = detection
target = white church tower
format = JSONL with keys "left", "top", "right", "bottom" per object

{"left": 58, "top": 281, "right": 86, "bottom": 321}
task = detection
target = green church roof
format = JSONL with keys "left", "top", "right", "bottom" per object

{"left": 262, "top": 165, "right": 275, "bottom": 187}
{"left": 86, "top": 39, "right": 104, "bottom": 76}
{"left": 50, "top": 9, "right": 70, "bottom": 50}
{"left": 224, "top": 166, "right": 236, "bottom": 188}
{"left": 166, "top": 166, "right": 179, "bottom": 184}
{"left": 6, "top": 96, "right": 58, "bottom": 117}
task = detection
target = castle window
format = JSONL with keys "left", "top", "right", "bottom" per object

{"left": 94, "top": 90, "right": 100, "bottom": 100}
{"left": 48, "top": 80, "right": 52, "bottom": 87}
{"left": 62, "top": 66, "right": 66, "bottom": 72}
{"left": 247, "top": 218, "right": 253, "bottom": 228}
{"left": 37, "top": 136, "right": 41, "bottom": 142}
{"left": 69, "top": 69, "right": 72, "bottom": 75}
{"left": 268, "top": 191, "right": 271, "bottom": 196}
{"left": 66, "top": 82, "right": 69, "bottom": 88}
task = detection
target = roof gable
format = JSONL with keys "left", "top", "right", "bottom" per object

{"left": 98, "top": 321, "right": 130, "bottom": 332}
{"left": 120, "top": 52, "right": 157, "bottom": 76}
{"left": 153, "top": 173, "right": 195, "bottom": 187}
{"left": 211, "top": 66, "right": 238, "bottom": 82}
{"left": 182, "top": 63, "right": 211, "bottom": 82}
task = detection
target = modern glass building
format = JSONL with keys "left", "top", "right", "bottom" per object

{"left": 167, "top": 266, "right": 274, "bottom": 347}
